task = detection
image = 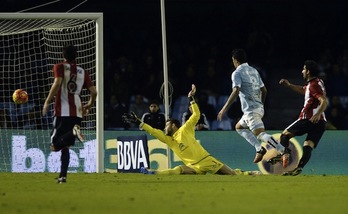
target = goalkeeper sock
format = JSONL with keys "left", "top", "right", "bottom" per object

{"left": 236, "top": 129, "right": 262, "bottom": 151}
{"left": 156, "top": 166, "right": 183, "bottom": 175}
{"left": 298, "top": 146, "right": 313, "bottom": 168}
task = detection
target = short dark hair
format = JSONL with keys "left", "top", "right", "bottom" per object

{"left": 63, "top": 44, "right": 77, "bottom": 61}
{"left": 232, "top": 49, "right": 247, "bottom": 63}
{"left": 166, "top": 118, "right": 181, "bottom": 128}
{"left": 304, "top": 60, "right": 319, "bottom": 76}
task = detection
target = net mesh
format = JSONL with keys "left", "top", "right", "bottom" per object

{"left": 0, "top": 17, "right": 97, "bottom": 172}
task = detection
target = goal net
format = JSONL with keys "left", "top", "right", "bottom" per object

{"left": 0, "top": 13, "right": 104, "bottom": 173}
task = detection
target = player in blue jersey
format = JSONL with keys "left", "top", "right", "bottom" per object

{"left": 218, "top": 49, "right": 283, "bottom": 164}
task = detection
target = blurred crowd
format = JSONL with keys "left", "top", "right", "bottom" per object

{"left": 103, "top": 43, "right": 348, "bottom": 130}
{"left": 1, "top": 1, "right": 348, "bottom": 130}
{"left": 2, "top": 28, "right": 348, "bottom": 131}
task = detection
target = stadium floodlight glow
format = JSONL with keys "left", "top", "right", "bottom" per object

{"left": 0, "top": 13, "right": 104, "bottom": 173}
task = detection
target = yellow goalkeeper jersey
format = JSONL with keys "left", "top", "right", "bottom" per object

{"left": 141, "top": 102, "right": 211, "bottom": 165}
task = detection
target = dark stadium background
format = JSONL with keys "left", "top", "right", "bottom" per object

{"left": 2, "top": 0, "right": 348, "bottom": 129}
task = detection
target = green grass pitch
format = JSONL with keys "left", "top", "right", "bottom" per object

{"left": 1, "top": 173, "right": 348, "bottom": 214}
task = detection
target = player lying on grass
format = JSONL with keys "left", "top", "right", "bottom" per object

{"left": 122, "top": 84, "right": 260, "bottom": 175}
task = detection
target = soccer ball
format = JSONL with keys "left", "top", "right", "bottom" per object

{"left": 12, "top": 89, "right": 29, "bottom": 104}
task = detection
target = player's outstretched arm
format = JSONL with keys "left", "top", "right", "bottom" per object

{"left": 279, "top": 78, "right": 305, "bottom": 95}
{"left": 122, "top": 112, "right": 142, "bottom": 125}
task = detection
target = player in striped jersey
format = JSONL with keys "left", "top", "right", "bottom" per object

{"left": 278, "top": 60, "right": 328, "bottom": 176}
{"left": 42, "top": 44, "right": 97, "bottom": 183}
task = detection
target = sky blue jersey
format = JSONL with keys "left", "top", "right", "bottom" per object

{"left": 232, "top": 63, "right": 264, "bottom": 113}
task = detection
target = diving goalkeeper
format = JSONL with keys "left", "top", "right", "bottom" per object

{"left": 122, "top": 84, "right": 260, "bottom": 175}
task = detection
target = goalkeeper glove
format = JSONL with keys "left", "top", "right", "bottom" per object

{"left": 188, "top": 84, "right": 196, "bottom": 102}
{"left": 122, "top": 111, "right": 142, "bottom": 125}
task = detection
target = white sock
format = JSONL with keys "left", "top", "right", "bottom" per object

{"left": 236, "top": 129, "right": 262, "bottom": 151}
{"left": 257, "top": 132, "right": 284, "bottom": 153}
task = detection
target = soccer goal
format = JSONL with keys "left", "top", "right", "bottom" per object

{"left": 0, "top": 13, "right": 104, "bottom": 173}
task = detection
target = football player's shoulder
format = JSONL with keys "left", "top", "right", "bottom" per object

{"left": 54, "top": 62, "right": 64, "bottom": 69}
{"left": 53, "top": 63, "right": 65, "bottom": 75}
{"left": 232, "top": 69, "right": 241, "bottom": 77}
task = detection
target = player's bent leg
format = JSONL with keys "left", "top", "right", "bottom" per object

{"left": 180, "top": 165, "right": 197, "bottom": 174}
{"left": 73, "top": 124, "right": 85, "bottom": 142}
{"left": 279, "top": 133, "right": 293, "bottom": 168}
{"left": 216, "top": 165, "right": 237, "bottom": 175}
{"left": 253, "top": 146, "right": 267, "bottom": 163}
{"left": 297, "top": 144, "right": 313, "bottom": 169}
{"left": 257, "top": 131, "right": 284, "bottom": 152}
{"left": 236, "top": 128, "right": 265, "bottom": 163}
{"left": 52, "top": 132, "right": 76, "bottom": 149}
{"left": 58, "top": 147, "right": 70, "bottom": 182}
{"left": 279, "top": 130, "right": 295, "bottom": 149}
{"left": 50, "top": 139, "right": 66, "bottom": 151}
{"left": 236, "top": 128, "right": 261, "bottom": 150}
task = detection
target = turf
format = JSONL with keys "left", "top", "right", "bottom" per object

{"left": 1, "top": 173, "right": 347, "bottom": 214}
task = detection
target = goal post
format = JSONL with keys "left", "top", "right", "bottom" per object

{"left": 0, "top": 13, "right": 104, "bottom": 173}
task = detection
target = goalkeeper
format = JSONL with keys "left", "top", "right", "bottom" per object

{"left": 123, "top": 84, "right": 259, "bottom": 175}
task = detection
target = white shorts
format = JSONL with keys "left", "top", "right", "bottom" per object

{"left": 238, "top": 108, "right": 265, "bottom": 131}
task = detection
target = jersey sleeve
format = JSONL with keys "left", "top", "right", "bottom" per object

{"left": 181, "top": 102, "right": 200, "bottom": 133}
{"left": 310, "top": 80, "right": 325, "bottom": 99}
{"left": 190, "top": 103, "right": 200, "bottom": 124}
{"left": 83, "top": 70, "right": 94, "bottom": 88}
{"left": 232, "top": 70, "right": 241, "bottom": 88}
{"left": 257, "top": 71, "right": 265, "bottom": 88}
{"left": 53, "top": 63, "right": 64, "bottom": 78}
{"left": 142, "top": 123, "right": 172, "bottom": 145}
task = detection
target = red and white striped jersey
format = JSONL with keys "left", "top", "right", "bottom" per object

{"left": 299, "top": 77, "right": 327, "bottom": 121}
{"left": 53, "top": 61, "right": 93, "bottom": 118}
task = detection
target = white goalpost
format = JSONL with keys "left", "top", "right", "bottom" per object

{"left": 0, "top": 13, "right": 104, "bottom": 173}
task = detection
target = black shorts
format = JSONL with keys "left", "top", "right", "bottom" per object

{"left": 285, "top": 119, "right": 326, "bottom": 148}
{"left": 51, "top": 116, "right": 82, "bottom": 149}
